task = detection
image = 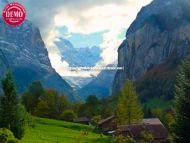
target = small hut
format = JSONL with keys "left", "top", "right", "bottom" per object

{"left": 74, "top": 117, "right": 91, "bottom": 125}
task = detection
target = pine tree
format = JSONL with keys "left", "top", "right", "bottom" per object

{"left": 173, "top": 56, "right": 190, "bottom": 142}
{"left": 0, "top": 73, "right": 25, "bottom": 139}
{"left": 115, "top": 80, "right": 143, "bottom": 125}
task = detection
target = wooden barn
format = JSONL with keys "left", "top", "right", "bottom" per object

{"left": 117, "top": 118, "right": 168, "bottom": 143}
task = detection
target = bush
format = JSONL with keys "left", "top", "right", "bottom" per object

{"left": 60, "top": 110, "right": 77, "bottom": 122}
{"left": 7, "top": 139, "right": 19, "bottom": 143}
{"left": 91, "top": 115, "right": 101, "bottom": 125}
{"left": 113, "top": 135, "right": 134, "bottom": 143}
{"left": 140, "top": 130, "right": 154, "bottom": 143}
{"left": 0, "top": 128, "right": 20, "bottom": 143}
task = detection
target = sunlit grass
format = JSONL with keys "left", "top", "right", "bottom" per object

{"left": 21, "top": 117, "right": 110, "bottom": 143}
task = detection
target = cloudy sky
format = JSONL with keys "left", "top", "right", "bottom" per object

{"left": 10, "top": 0, "right": 152, "bottom": 78}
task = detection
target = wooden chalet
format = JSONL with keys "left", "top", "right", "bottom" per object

{"left": 117, "top": 118, "right": 168, "bottom": 143}
{"left": 97, "top": 115, "right": 117, "bottom": 132}
{"left": 74, "top": 117, "right": 91, "bottom": 125}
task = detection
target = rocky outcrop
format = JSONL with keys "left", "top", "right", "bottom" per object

{"left": 0, "top": 17, "right": 74, "bottom": 100}
{"left": 112, "top": 0, "right": 190, "bottom": 96}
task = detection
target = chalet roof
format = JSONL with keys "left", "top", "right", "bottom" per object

{"left": 117, "top": 118, "right": 168, "bottom": 139}
{"left": 146, "top": 124, "right": 168, "bottom": 139}
{"left": 142, "top": 118, "right": 162, "bottom": 125}
{"left": 74, "top": 117, "right": 90, "bottom": 122}
{"left": 98, "top": 115, "right": 115, "bottom": 125}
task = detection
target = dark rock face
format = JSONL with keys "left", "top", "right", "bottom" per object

{"left": 112, "top": 0, "right": 190, "bottom": 96}
{"left": 0, "top": 19, "right": 74, "bottom": 100}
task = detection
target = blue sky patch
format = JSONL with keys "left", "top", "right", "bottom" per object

{"left": 58, "top": 26, "right": 105, "bottom": 48}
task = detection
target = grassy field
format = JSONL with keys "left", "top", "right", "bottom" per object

{"left": 21, "top": 117, "right": 111, "bottom": 143}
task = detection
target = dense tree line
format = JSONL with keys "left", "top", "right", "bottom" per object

{"left": 22, "top": 81, "right": 73, "bottom": 120}
{"left": 22, "top": 81, "right": 117, "bottom": 122}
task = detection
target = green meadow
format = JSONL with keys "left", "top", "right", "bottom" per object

{"left": 21, "top": 117, "right": 111, "bottom": 143}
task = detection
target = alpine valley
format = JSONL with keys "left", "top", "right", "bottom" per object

{"left": 1, "top": 0, "right": 190, "bottom": 103}
{"left": 55, "top": 38, "right": 117, "bottom": 99}
{"left": 1, "top": 0, "right": 190, "bottom": 142}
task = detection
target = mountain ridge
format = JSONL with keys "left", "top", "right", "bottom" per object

{"left": 0, "top": 17, "right": 75, "bottom": 100}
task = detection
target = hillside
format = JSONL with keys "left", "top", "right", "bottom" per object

{"left": 21, "top": 117, "right": 110, "bottom": 143}
{"left": 77, "top": 66, "right": 116, "bottom": 99}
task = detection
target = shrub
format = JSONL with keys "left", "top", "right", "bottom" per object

{"left": 113, "top": 135, "right": 134, "bottom": 143}
{"left": 0, "top": 128, "right": 20, "bottom": 143}
{"left": 60, "top": 110, "right": 77, "bottom": 122}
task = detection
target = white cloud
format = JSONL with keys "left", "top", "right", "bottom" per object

{"left": 52, "top": 0, "right": 152, "bottom": 77}
{"left": 13, "top": 0, "right": 152, "bottom": 78}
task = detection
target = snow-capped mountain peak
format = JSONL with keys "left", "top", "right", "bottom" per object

{"left": 55, "top": 38, "right": 102, "bottom": 67}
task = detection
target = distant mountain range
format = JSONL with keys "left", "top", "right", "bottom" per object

{"left": 55, "top": 38, "right": 117, "bottom": 99}
{"left": 113, "top": 0, "right": 190, "bottom": 101}
{"left": 55, "top": 38, "right": 102, "bottom": 90}
{"left": 55, "top": 38, "right": 102, "bottom": 67}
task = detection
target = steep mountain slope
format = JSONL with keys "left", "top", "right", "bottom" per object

{"left": 78, "top": 65, "right": 116, "bottom": 99}
{"left": 0, "top": 10, "right": 74, "bottom": 100}
{"left": 63, "top": 76, "right": 94, "bottom": 90}
{"left": 135, "top": 56, "right": 179, "bottom": 102}
{"left": 113, "top": 0, "right": 190, "bottom": 99}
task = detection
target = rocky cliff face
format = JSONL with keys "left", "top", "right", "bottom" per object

{"left": 113, "top": 0, "right": 190, "bottom": 95}
{"left": 0, "top": 16, "right": 74, "bottom": 100}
